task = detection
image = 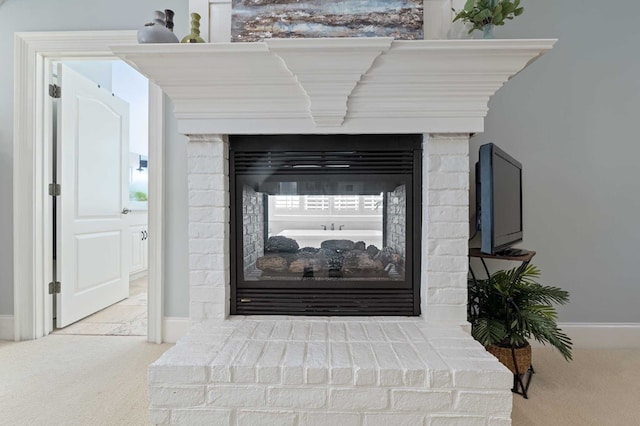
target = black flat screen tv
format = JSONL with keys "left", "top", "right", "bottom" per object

{"left": 477, "top": 143, "right": 523, "bottom": 255}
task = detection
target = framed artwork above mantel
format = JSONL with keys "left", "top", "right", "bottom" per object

{"left": 231, "top": 0, "right": 424, "bottom": 42}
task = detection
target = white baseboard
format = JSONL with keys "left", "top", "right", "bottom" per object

{"left": 530, "top": 323, "right": 640, "bottom": 349}
{"left": 0, "top": 315, "right": 15, "bottom": 341}
{"left": 562, "top": 323, "right": 640, "bottom": 348}
{"left": 162, "top": 317, "right": 189, "bottom": 343}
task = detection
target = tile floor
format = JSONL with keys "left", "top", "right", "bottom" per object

{"left": 54, "top": 276, "right": 148, "bottom": 336}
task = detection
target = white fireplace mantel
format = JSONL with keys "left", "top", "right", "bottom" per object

{"left": 112, "top": 38, "right": 556, "bottom": 135}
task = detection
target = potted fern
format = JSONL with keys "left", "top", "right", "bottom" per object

{"left": 453, "top": 0, "right": 524, "bottom": 38}
{"left": 468, "top": 264, "right": 572, "bottom": 375}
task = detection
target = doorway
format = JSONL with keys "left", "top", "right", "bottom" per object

{"left": 13, "top": 31, "right": 165, "bottom": 342}
{"left": 51, "top": 60, "right": 150, "bottom": 336}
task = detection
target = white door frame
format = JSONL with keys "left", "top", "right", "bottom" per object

{"left": 13, "top": 31, "right": 165, "bottom": 343}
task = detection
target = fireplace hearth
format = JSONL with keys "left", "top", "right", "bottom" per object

{"left": 230, "top": 135, "right": 422, "bottom": 316}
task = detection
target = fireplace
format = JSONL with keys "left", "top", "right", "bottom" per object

{"left": 230, "top": 135, "right": 422, "bottom": 316}
{"left": 112, "top": 37, "right": 555, "bottom": 425}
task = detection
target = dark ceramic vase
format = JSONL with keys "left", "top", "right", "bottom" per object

{"left": 164, "top": 9, "right": 176, "bottom": 32}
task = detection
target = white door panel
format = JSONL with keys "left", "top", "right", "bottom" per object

{"left": 76, "top": 231, "right": 122, "bottom": 291}
{"left": 76, "top": 98, "right": 124, "bottom": 217}
{"left": 56, "top": 64, "right": 131, "bottom": 328}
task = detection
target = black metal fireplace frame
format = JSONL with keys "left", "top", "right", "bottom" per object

{"left": 229, "top": 135, "right": 422, "bottom": 316}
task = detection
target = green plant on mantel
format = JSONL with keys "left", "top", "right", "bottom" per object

{"left": 453, "top": 0, "right": 524, "bottom": 35}
{"left": 468, "top": 264, "right": 573, "bottom": 361}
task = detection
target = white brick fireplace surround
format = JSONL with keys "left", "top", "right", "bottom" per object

{"left": 113, "top": 38, "right": 555, "bottom": 425}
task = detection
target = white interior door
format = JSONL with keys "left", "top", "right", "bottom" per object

{"left": 56, "top": 64, "right": 131, "bottom": 328}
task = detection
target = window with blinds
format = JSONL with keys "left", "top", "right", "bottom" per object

{"left": 273, "top": 195, "right": 385, "bottom": 213}
{"left": 274, "top": 196, "right": 299, "bottom": 209}
{"left": 364, "top": 195, "right": 383, "bottom": 210}
{"left": 334, "top": 196, "right": 359, "bottom": 211}
{"left": 304, "top": 196, "right": 330, "bottom": 210}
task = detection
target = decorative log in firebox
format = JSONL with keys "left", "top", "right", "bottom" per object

{"left": 230, "top": 135, "right": 422, "bottom": 316}
{"left": 255, "top": 236, "right": 404, "bottom": 279}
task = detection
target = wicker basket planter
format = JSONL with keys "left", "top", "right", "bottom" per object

{"left": 487, "top": 342, "right": 532, "bottom": 375}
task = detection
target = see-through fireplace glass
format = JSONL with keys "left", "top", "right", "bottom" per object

{"left": 230, "top": 135, "right": 422, "bottom": 316}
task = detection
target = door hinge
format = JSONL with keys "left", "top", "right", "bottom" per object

{"left": 48, "top": 281, "right": 61, "bottom": 294}
{"left": 48, "top": 183, "right": 61, "bottom": 196}
{"left": 49, "top": 84, "right": 61, "bottom": 99}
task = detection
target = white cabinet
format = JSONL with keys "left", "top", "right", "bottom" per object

{"left": 129, "top": 225, "right": 148, "bottom": 274}
{"left": 127, "top": 212, "right": 148, "bottom": 275}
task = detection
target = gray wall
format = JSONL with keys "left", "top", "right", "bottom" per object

{"left": 3, "top": 0, "right": 639, "bottom": 323}
{"left": 0, "top": 0, "right": 190, "bottom": 317}
{"left": 163, "top": 98, "right": 189, "bottom": 317}
{"left": 471, "top": 0, "right": 640, "bottom": 322}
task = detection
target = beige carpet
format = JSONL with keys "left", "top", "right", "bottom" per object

{"left": 513, "top": 347, "right": 640, "bottom": 425}
{"left": 0, "top": 335, "right": 171, "bottom": 426}
{"left": 0, "top": 337, "right": 638, "bottom": 425}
